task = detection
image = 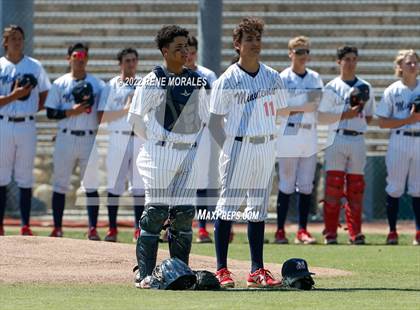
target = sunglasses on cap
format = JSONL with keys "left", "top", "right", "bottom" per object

{"left": 293, "top": 49, "right": 310, "bottom": 56}
{"left": 71, "top": 51, "right": 87, "bottom": 59}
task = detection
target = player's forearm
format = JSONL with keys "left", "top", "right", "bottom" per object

{"left": 208, "top": 114, "right": 226, "bottom": 148}
{"left": 38, "top": 91, "right": 48, "bottom": 111}
{"left": 0, "top": 93, "right": 18, "bottom": 106}
{"left": 377, "top": 116, "right": 417, "bottom": 129}
{"left": 317, "top": 111, "right": 341, "bottom": 124}
{"left": 128, "top": 112, "right": 147, "bottom": 139}
{"left": 100, "top": 109, "right": 129, "bottom": 123}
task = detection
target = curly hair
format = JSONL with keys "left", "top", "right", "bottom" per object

{"left": 232, "top": 17, "right": 265, "bottom": 54}
{"left": 155, "top": 25, "right": 189, "bottom": 53}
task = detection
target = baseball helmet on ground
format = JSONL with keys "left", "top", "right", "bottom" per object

{"left": 281, "top": 258, "right": 315, "bottom": 290}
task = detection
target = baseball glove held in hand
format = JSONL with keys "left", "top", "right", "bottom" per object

{"left": 411, "top": 95, "right": 420, "bottom": 113}
{"left": 72, "top": 80, "right": 94, "bottom": 113}
{"left": 349, "top": 84, "right": 370, "bottom": 112}
{"left": 15, "top": 73, "right": 38, "bottom": 101}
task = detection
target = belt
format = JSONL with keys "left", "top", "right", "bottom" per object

{"left": 395, "top": 130, "right": 420, "bottom": 137}
{"left": 234, "top": 134, "right": 276, "bottom": 144}
{"left": 62, "top": 129, "right": 96, "bottom": 136}
{"left": 115, "top": 130, "right": 135, "bottom": 136}
{"left": 156, "top": 140, "right": 197, "bottom": 150}
{"left": 0, "top": 115, "right": 34, "bottom": 122}
{"left": 287, "top": 122, "right": 312, "bottom": 130}
{"left": 335, "top": 129, "right": 363, "bottom": 136}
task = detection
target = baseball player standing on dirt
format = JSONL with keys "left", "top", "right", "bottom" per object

{"left": 0, "top": 25, "right": 51, "bottom": 236}
{"left": 45, "top": 43, "right": 105, "bottom": 240}
{"left": 376, "top": 49, "right": 420, "bottom": 246}
{"left": 128, "top": 25, "right": 209, "bottom": 289}
{"left": 97, "top": 48, "right": 145, "bottom": 242}
{"left": 185, "top": 35, "right": 218, "bottom": 243}
{"left": 274, "top": 36, "right": 323, "bottom": 245}
{"left": 209, "top": 17, "right": 286, "bottom": 288}
{"left": 318, "top": 46, "right": 375, "bottom": 245}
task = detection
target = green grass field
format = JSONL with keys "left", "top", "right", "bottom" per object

{"left": 1, "top": 228, "right": 419, "bottom": 310}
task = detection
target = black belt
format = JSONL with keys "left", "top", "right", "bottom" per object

{"left": 287, "top": 122, "right": 312, "bottom": 130}
{"left": 62, "top": 129, "right": 96, "bottom": 136}
{"left": 335, "top": 129, "right": 363, "bottom": 136}
{"left": 396, "top": 130, "right": 420, "bottom": 137}
{"left": 156, "top": 140, "right": 197, "bottom": 150}
{"left": 115, "top": 130, "right": 135, "bottom": 136}
{"left": 0, "top": 115, "right": 34, "bottom": 122}
{"left": 234, "top": 134, "right": 276, "bottom": 144}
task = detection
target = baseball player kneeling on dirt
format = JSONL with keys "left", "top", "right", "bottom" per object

{"left": 318, "top": 46, "right": 375, "bottom": 245}
{"left": 376, "top": 49, "right": 420, "bottom": 246}
{"left": 128, "top": 25, "right": 209, "bottom": 289}
{"left": 45, "top": 43, "right": 105, "bottom": 240}
{"left": 0, "top": 25, "right": 51, "bottom": 236}
{"left": 209, "top": 17, "right": 287, "bottom": 288}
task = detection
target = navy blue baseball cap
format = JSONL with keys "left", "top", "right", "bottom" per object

{"left": 281, "top": 258, "right": 315, "bottom": 281}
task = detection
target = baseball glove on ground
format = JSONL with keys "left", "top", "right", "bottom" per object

{"left": 193, "top": 270, "right": 221, "bottom": 290}
{"left": 349, "top": 84, "right": 370, "bottom": 112}
{"left": 14, "top": 73, "right": 38, "bottom": 101}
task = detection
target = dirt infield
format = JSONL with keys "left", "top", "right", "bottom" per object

{"left": 0, "top": 236, "right": 351, "bottom": 285}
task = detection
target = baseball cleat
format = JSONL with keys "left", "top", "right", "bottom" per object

{"left": 196, "top": 228, "right": 212, "bottom": 243}
{"left": 0, "top": 225, "right": 4, "bottom": 236}
{"left": 215, "top": 268, "right": 235, "bottom": 288}
{"left": 133, "top": 266, "right": 151, "bottom": 289}
{"left": 49, "top": 227, "right": 63, "bottom": 237}
{"left": 295, "top": 229, "right": 317, "bottom": 244}
{"left": 413, "top": 231, "right": 420, "bottom": 246}
{"left": 274, "top": 229, "right": 289, "bottom": 244}
{"left": 247, "top": 268, "right": 282, "bottom": 288}
{"left": 104, "top": 228, "right": 118, "bottom": 242}
{"left": 87, "top": 227, "right": 101, "bottom": 241}
{"left": 386, "top": 231, "right": 398, "bottom": 245}
{"left": 20, "top": 225, "right": 33, "bottom": 236}
{"left": 349, "top": 233, "right": 366, "bottom": 245}
{"left": 133, "top": 228, "right": 141, "bottom": 242}
{"left": 324, "top": 236, "right": 338, "bottom": 245}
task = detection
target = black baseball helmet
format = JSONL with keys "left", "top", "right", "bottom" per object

{"left": 159, "top": 258, "right": 197, "bottom": 290}
{"left": 281, "top": 258, "right": 315, "bottom": 290}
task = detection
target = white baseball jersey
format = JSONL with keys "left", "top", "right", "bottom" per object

{"left": 0, "top": 55, "right": 51, "bottom": 188}
{"left": 192, "top": 65, "right": 218, "bottom": 189}
{"left": 98, "top": 75, "right": 138, "bottom": 131}
{"left": 0, "top": 56, "right": 51, "bottom": 116}
{"left": 320, "top": 76, "right": 375, "bottom": 174}
{"left": 376, "top": 80, "right": 420, "bottom": 131}
{"left": 210, "top": 63, "right": 287, "bottom": 221}
{"left": 129, "top": 70, "right": 208, "bottom": 144}
{"left": 129, "top": 67, "right": 208, "bottom": 205}
{"left": 45, "top": 73, "right": 105, "bottom": 194}
{"left": 98, "top": 75, "right": 145, "bottom": 196}
{"left": 210, "top": 63, "right": 286, "bottom": 137}
{"left": 376, "top": 79, "right": 420, "bottom": 197}
{"left": 277, "top": 67, "right": 323, "bottom": 194}
{"left": 195, "top": 65, "right": 217, "bottom": 86}
{"left": 45, "top": 73, "right": 105, "bottom": 130}
{"left": 319, "top": 76, "right": 375, "bottom": 132}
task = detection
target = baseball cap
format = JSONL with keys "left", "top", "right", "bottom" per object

{"left": 281, "top": 258, "right": 315, "bottom": 282}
